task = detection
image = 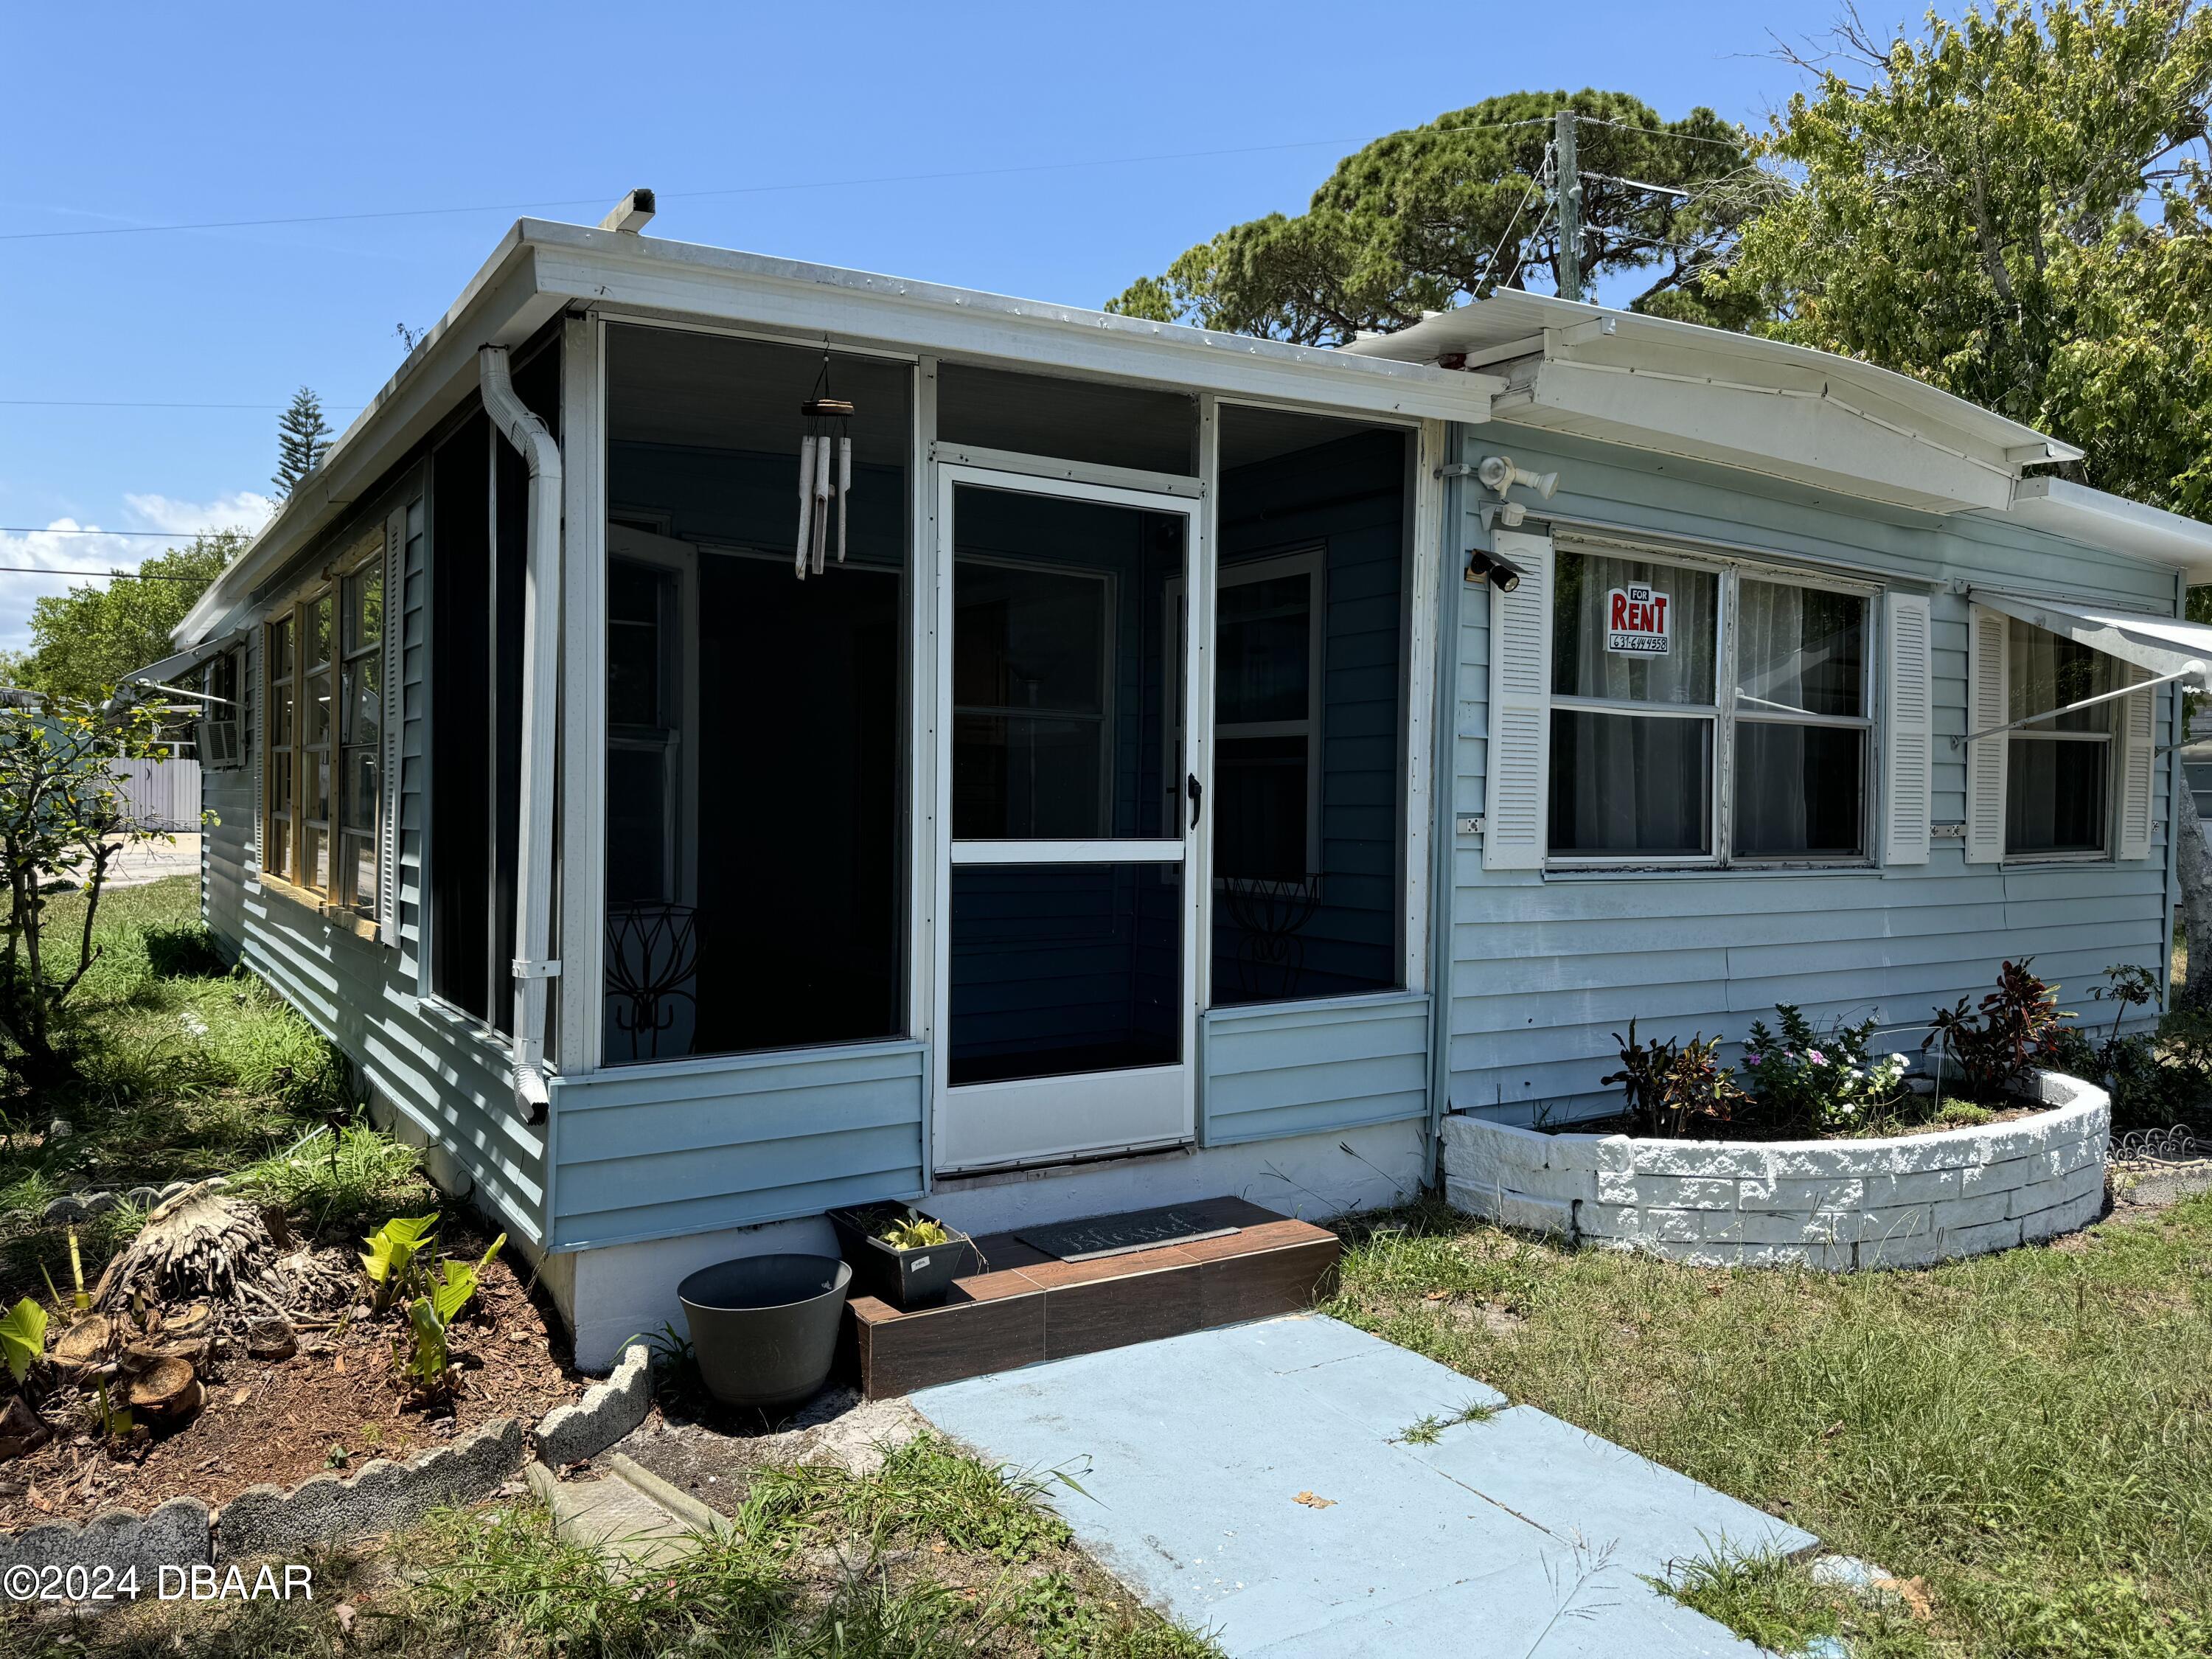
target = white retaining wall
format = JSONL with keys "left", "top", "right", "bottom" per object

{"left": 1441, "top": 1071, "right": 2110, "bottom": 1270}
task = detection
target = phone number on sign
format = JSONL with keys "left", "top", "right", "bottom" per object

{"left": 4, "top": 1562, "right": 314, "bottom": 1603}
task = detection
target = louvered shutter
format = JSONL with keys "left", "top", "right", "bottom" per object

{"left": 253, "top": 628, "right": 267, "bottom": 878}
{"left": 1482, "top": 529, "right": 1555, "bottom": 871}
{"left": 378, "top": 505, "right": 406, "bottom": 936}
{"left": 2116, "top": 664, "right": 2155, "bottom": 860}
{"left": 1882, "top": 592, "right": 1933, "bottom": 865}
{"left": 1965, "top": 605, "right": 2009, "bottom": 864}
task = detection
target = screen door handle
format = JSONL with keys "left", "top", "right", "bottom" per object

{"left": 1187, "top": 772, "right": 1203, "bottom": 829}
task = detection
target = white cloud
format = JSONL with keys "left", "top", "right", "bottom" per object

{"left": 0, "top": 493, "right": 274, "bottom": 657}
{"left": 120, "top": 490, "right": 275, "bottom": 538}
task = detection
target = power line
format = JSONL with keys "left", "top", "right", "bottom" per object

{"left": 1, "top": 120, "right": 1598, "bottom": 246}
{"left": 0, "top": 564, "right": 212, "bottom": 581}
{"left": 0, "top": 399, "right": 364, "bottom": 411}
{"left": 1568, "top": 114, "right": 1749, "bottom": 150}
{"left": 0, "top": 138, "right": 1379, "bottom": 243}
{"left": 0, "top": 528, "right": 246, "bottom": 538}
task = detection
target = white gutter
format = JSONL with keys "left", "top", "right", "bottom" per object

{"left": 479, "top": 345, "right": 563, "bottom": 1119}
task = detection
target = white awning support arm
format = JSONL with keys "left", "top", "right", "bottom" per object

{"left": 480, "top": 344, "right": 564, "bottom": 1120}
{"left": 1952, "top": 663, "right": 2196, "bottom": 749}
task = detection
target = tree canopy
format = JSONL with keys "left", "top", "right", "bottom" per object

{"left": 1105, "top": 90, "right": 1759, "bottom": 345}
{"left": 1717, "top": 0, "right": 2212, "bottom": 519}
{"left": 7, "top": 533, "right": 240, "bottom": 706}
{"left": 273, "top": 386, "right": 332, "bottom": 499}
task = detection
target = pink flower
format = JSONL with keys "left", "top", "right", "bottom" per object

{"left": 1808, "top": 1048, "right": 1827, "bottom": 1065}
{"left": 1743, "top": 1051, "right": 1761, "bottom": 1065}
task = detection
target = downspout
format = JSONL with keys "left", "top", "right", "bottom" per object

{"left": 1425, "top": 435, "right": 1466, "bottom": 1188}
{"left": 480, "top": 346, "right": 563, "bottom": 1118}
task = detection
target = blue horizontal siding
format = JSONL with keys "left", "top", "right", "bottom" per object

{"left": 198, "top": 504, "right": 551, "bottom": 1247}
{"left": 1445, "top": 423, "right": 2177, "bottom": 1127}
{"left": 1202, "top": 990, "right": 1430, "bottom": 1146}
{"left": 547, "top": 1040, "right": 927, "bottom": 1250}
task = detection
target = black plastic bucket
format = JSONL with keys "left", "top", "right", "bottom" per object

{"left": 678, "top": 1253, "right": 852, "bottom": 1410}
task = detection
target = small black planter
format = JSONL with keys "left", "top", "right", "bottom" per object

{"left": 827, "top": 1204, "right": 980, "bottom": 1310}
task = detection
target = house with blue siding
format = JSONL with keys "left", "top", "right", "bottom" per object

{"left": 131, "top": 198, "right": 2212, "bottom": 1368}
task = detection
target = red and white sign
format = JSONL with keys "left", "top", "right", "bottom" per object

{"left": 1605, "top": 585, "right": 1671, "bottom": 655}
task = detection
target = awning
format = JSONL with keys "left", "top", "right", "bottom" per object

{"left": 1969, "top": 591, "right": 2212, "bottom": 690}
{"left": 104, "top": 630, "right": 245, "bottom": 714}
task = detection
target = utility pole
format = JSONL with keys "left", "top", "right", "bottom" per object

{"left": 1554, "top": 108, "right": 1584, "bottom": 303}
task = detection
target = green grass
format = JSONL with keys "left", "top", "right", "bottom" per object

{"left": 0, "top": 876, "right": 428, "bottom": 1300}
{"left": 23, "top": 1433, "right": 1219, "bottom": 1658}
{"left": 1328, "top": 1197, "right": 2212, "bottom": 1658}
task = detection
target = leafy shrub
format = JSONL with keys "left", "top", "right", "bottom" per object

{"left": 1740, "top": 1006, "right": 1909, "bottom": 1133}
{"left": 1603, "top": 1021, "right": 1747, "bottom": 1137}
{"left": 1927, "top": 958, "right": 2073, "bottom": 1099}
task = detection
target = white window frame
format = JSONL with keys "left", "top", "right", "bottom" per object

{"left": 1546, "top": 538, "right": 1879, "bottom": 870}
{"left": 1164, "top": 545, "right": 1325, "bottom": 883}
{"left": 2000, "top": 616, "right": 2119, "bottom": 864}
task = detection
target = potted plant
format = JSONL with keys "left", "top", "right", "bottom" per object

{"left": 825, "top": 1203, "right": 979, "bottom": 1310}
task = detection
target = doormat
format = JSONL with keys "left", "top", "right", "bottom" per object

{"left": 1015, "top": 1205, "right": 1239, "bottom": 1264}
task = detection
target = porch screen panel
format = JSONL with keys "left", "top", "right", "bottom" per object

{"left": 426, "top": 328, "right": 551, "bottom": 1033}
{"left": 1208, "top": 411, "right": 1412, "bottom": 1006}
{"left": 602, "top": 324, "right": 912, "bottom": 1064}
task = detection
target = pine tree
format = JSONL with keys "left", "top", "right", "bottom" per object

{"left": 272, "top": 386, "right": 332, "bottom": 498}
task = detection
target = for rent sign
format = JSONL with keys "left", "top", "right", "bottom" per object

{"left": 1605, "top": 585, "right": 1671, "bottom": 655}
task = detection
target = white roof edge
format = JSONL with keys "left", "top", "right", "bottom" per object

{"left": 1992, "top": 476, "right": 2212, "bottom": 585}
{"left": 1344, "top": 290, "right": 2080, "bottom": 467}
{"left": 178, "top": 218, "right": 1505, "bottom": 644}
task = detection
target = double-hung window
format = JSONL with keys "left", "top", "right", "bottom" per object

{"left": 262, "top": 508, "right": 402, "bottom": 931}
{"left": 1544, "top": 543, "right": 1874, "bottom": 866}
{"left": 2006, "top": 623, "right": 2116, "bottom": 858}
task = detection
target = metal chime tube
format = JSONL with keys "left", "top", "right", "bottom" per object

{"left": 811, "top": 432, "right": 832, "bottom": 574}
{"left": 836, "top": 435, "right": 852, "bottom": 563}
{"left": 795, "top": 434, "right": 818, "bottom": 579}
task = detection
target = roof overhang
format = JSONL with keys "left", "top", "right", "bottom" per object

{"left": 1970, "top": 590, "right": 2212, "bottom": 689}
{"left": 1986, "top": 476, "right": 2212, "bottom": 585}
{"left": 177, "top": 220, "right": 1501, "bottom": 644}
{"left": 1344, "top": 291, "right": 2077, "bottom": 516}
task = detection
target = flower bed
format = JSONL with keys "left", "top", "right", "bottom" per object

{"left": 1442, "top": 1069, "right": 2110, "bottom": 1270}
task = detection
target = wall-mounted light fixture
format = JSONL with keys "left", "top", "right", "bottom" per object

{"left": 1466, "top": 547, "right": 1527, "bottom": 591}
{"left": 1475, "top": 454, "right": 1558, "bottom": 499}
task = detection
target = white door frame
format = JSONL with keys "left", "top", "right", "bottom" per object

{"left": 931, "top": 459, "right": 1212, "bottom": 1175}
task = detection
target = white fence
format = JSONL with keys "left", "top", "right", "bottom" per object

{"left": 111, "top": 758, "right": 203, "bottom": 832}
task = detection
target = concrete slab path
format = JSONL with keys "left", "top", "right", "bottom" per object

{"left": 914, "top": 1314, "right": 1816, "bottom": 1658}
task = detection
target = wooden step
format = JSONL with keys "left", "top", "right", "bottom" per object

{"left": 846, "top": 1196, "right": 1338, "bottom": 1399}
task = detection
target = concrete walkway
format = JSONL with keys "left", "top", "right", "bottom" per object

{"left": 914, "top": 1315, "right": 1815, "bottom": 1657}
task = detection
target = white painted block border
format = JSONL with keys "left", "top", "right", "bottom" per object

{"left": 1441, "top": 1070, "right": 2110, "bottom": 1270}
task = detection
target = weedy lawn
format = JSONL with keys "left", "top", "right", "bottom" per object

{"left": 15, "top": 1431, "right": 1217, "bottom": 1658}
{"left": 1327, "top": 1196, "right": 2212, "bottom": 1659}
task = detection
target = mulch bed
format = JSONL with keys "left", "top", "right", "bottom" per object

{"left": 0, "top": 1219, "right": 584, "bottom": 1531}
{"left": 1560, "top": 1096, "right": 2046, "bottom": 1144}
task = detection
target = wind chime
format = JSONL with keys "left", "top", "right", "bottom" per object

{"left": 795, "top": 351, "right": 854, "bottom": 580}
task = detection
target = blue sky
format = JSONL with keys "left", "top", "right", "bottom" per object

{"left": 1, "top": 0, "right": 1854, "bottom": 651}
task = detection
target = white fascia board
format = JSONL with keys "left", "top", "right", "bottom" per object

{"left": 518, "top": 221, "right": 1500, "bottom": 424}
{"left": 1495, "top": 359, "right": 2017, "bottom": 515}
{"left": 1992, "top": 476, "right": 2212, "bottom": 584}
{"left": 175, "top": 236, "right": 560, "bottom": 644}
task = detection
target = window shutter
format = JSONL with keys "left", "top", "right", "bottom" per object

{"left": 2117, "top": 664, "right": 2155, "bottom": 861}
{"left": 1965, "top": 605, "right": 2009, "bottom": 864}
{"left": 1482, "top": 529, "right": 1554, "bottom": 871}
{"left": 378, "top": 507, "right": 406, "bottom": 936}
{"left": 253, "top": 632, "right": 267, "bottom": 877}
{"left": 1882, "top": 592, "right": 1933, "bottom": 865}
